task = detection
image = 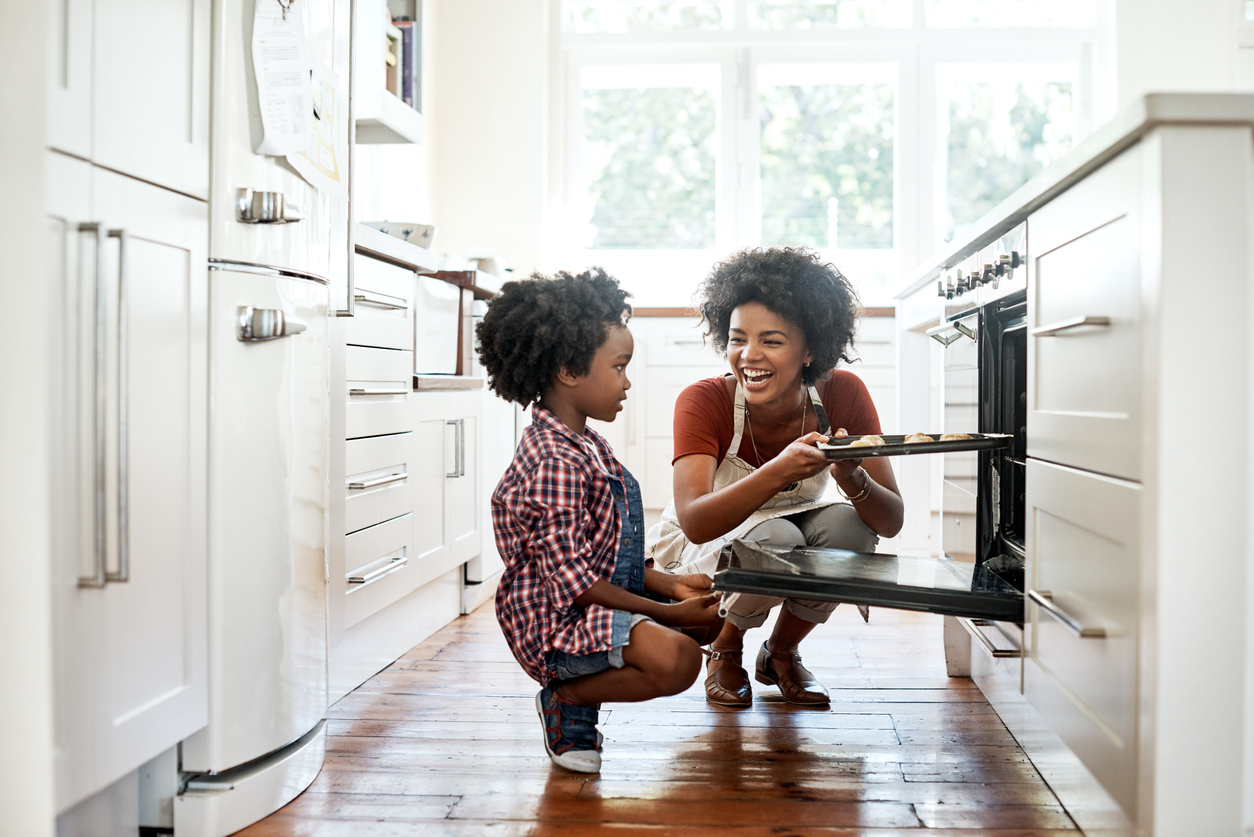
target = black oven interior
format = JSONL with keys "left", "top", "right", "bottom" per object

{"left": 942, "top": 289, "right": 1027, "bottom": 595}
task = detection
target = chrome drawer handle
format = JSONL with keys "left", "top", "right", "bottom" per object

{"left": 1028, "top": 590, "right": 1107, "bottom": 638}
{"left": 1030, "top": 315, "right": 1111, "bottom": 337}
{"left": 925, "top": 319, "right": 977, "bottom": 346}
{"left": 347, "top": 472, "right": 407, "bottom": 490}
{"left": 354, "top": 290, "right": 407, "bottom": 310}
{"left": 349, "top": 388, "right": 408, "bottom": 396}
{"left": 347, "top": 555, "right": 408, "bottom": 584}
{"left": 238, "top": 307, "right": 307, "bottom": 342}
{"left": 960, "top": 618, "right": 1022, "bottom": 659}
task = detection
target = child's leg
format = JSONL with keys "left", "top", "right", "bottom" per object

{"left": 557, "top": 621, "right": 702, "bottom": 706}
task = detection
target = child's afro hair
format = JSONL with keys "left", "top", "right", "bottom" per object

{"left": 697, "top": 247, "right": 860, "bottom": 385}
{"left": 475, "top": 267, "right": 632, "bottom": 406}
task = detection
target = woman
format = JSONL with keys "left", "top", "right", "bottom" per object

{"left": 646, "top": 248, "right": 903, "bottom": 707}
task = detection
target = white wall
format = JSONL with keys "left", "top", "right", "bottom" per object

{"left": 426, "top": 0, "right": 548, "bottom": 276}
{"left": 1115, "top": 0, "right": 1239, "bottom": 107}
{"left": 0, "top": 4, "right": 57, "bottom": 836}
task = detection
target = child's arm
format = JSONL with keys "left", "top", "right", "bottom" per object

{"left": 573, "top": 580, "right": 722, "bottom": 634}
{"left": 643, "top": 567, "right": 713, "bottom": 602}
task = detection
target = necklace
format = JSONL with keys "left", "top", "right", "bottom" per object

{"left": 744, "top": 388, "right": 808, "bottom": 470}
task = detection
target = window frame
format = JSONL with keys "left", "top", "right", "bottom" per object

{"left": 545, "top": 0, "right": 1108, "bottom": 305}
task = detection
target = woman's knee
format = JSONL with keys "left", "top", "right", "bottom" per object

{"left": 798, "top": 503, "right": 878, "bottom": 552}
{"left": 743, "top": 517, "right": 806, "bottom": 546}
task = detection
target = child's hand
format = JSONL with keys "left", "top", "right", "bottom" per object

{"left": 660, "top": 593, "right": 724, "bottom": 633}
{"left": 670, "top": 573, "right": 713, "bottom": 600}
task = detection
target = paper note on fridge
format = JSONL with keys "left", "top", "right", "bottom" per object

{"left": 252, "top": 0, "right": 313, "bottom": 157}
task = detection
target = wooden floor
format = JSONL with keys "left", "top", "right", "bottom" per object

{"left": 238, "top": 604, "right": 1082, "bottom": 836}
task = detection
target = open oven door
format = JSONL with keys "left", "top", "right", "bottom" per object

{"left": 712, "top": 540, "right": 1024, "bottom": 623}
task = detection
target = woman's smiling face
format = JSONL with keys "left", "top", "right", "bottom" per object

{"left": 727, "top": 302, "right": 812, "bottom": 403}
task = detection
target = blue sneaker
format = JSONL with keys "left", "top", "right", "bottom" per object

{"left": 535, "top": 684, "right": 601, "bottom": 773}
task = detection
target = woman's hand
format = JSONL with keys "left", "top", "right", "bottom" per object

{"left": 826, "top": 427, "right": 864, "bottom": 483}
{"left": 763, "top": 430, "right": 833, "bottom": 486}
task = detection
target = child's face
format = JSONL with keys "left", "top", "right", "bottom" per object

{"left": 572, "top": 325, "right": 634, "bottom": 423}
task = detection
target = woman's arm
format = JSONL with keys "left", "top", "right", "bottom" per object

{"left": 828, "top": 433, "right": 904, "bottom": 537}
{"left": 672, "top": 431, "right": 832, "bottom": 544}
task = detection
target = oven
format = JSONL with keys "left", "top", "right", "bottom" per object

{"left": 711, "top": 226, "right": 1032, "bottom": 626}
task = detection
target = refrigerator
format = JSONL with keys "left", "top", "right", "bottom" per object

{"left": 170, "top": 0, "right": 350, "bottom": 834}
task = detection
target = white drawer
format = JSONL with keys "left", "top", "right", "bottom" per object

{"left": 637, "top": 317, "right": 724, "bottom": 367}
{"left": 1027, "top": 148, "right": 1141, "bottom": 481}
{"left": 346, "top": 346, "right": 411, "bottom": 439}
{"left": 1025, "top": 458, "right": 1140, "bottom": 815}
{"left": 347, "top": 255, "right": 413, "bottom": 351}
{"left": 644, "top": 365, "right": 728, "bottom": 439}
{"left": 344, "top": 433, "right": 413, "bottom": 535}
{"left": 344, "top": 513, "right": 416, "bottom": 628}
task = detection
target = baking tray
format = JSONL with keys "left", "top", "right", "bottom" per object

{"left": 818, "top": 432, "right": 1012, "bottom": 460}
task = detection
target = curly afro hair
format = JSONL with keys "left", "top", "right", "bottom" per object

{"left": 696, "top": 248, "right": 861, "bottom": 384}
{"left": 475, "top": 267, "right": 632, "bottom": 406}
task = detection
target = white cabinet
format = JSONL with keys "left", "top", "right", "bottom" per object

{"left": 46, "top": 0, "right": 211, "bottom": 199}
{"left": 413, "top": 390, "right": 482, "bottom": 587}
{"left": 46, "top": 152, "right": 208, "bottom": 812}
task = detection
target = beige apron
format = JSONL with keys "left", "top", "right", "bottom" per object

{"left": 646, "top": 380, "right": 841, "bottom": 576}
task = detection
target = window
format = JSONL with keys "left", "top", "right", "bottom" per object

{"left": 550, "top": 2, "right": 1105, "bottom": 305}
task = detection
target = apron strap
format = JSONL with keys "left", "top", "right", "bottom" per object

{"left": 729, "top": 380, "right": 746, "bottom": 458}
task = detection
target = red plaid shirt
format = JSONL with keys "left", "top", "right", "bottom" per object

{"left": 492, "top": 405, "right": 627, "bottom": 684}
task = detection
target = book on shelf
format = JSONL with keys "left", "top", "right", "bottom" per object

{"left": 384, "top": 22, "right": 403, "bottom": 99}
{"left": 393, "top": 19, "right": 420, "bottom": 111}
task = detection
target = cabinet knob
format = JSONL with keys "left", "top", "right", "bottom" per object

{"left": 236, "top": 188, "right": 305, "bottom": 224}
{"left": 238, "top": 306, "right": 307, "bottom": 342}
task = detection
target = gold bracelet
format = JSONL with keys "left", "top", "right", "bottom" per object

{"left": 838, "top": 467, "right": 872, "bottom": 503}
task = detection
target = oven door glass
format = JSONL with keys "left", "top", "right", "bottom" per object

{"left": 712, "top": 540, "right": 1023, "bottom": 622}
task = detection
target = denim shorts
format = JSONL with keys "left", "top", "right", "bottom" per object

{"left": 546, "top": 612, "right": 650, "bottom": 681}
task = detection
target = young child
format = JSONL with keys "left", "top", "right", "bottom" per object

{"left": 476, "top": 267, "right": 723, "bottom": 774}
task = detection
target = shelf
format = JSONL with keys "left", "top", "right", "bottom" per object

{"left": 356, "top": 90, "right": 424, "bottom": 144}
{"left": 430, "top": 269, "right": 503, "bottom": 299}
{"left": 354, "top": 223, "right": 439, "bottom": 273}
{"left": 413, "top": 375, "right": 484, "bottom": 391}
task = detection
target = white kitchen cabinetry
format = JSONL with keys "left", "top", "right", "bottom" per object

{"left": 894, "top": 95, "right": 1254, "bottom": 836}
{"left": 46, "top": 0, "right": 211, "bottom": 200}
{"left": 413, "top": 390, "right": 482, "bottom": 586}
{"left": 46, "top": 152, "right": 208, "bottom": 813}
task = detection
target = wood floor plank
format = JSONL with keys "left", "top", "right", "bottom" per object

{"left": 240, "top": 605, "right": 1079, "bottom": 835}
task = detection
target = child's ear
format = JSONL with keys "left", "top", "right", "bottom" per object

{"left": 554, "top": 366, "right": 580, "bottom": 389}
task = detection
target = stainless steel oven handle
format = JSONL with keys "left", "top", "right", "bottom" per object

{"left": 1028, "top": 590, "right": 1106, "bottom": 638}
{"left": 347, "top": 472, "right": 407, "bottom": 490}
{"left": 78, "top": 222, "right": 108, "bottom": 589}
{"left": 107, "top": 228, "right": 129, "bottom": 584}
{"left": 960, "top": 618, "right": 1022, "bottom": 658}
{"left": 347, "top": 555, "right": 408, "bottom": 585}
{"left": 1030, "top": 315, "right": 1111, "bottom": 337}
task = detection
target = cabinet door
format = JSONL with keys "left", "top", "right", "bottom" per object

{"left": 93, "top": 0, "right": 211, "bottom": 199}
{"left": 413, "top": 401, "right": 449, "bottom": 586}
{"left": 46, "top": 0, "right": 93, "bottom": 157}
{"left": 90, "top": 168, "right": 209, "bottom": 803}
{"left": 446, "top": 396, "right": 480, "bottom": 565}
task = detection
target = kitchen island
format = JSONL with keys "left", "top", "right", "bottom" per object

{"left": 895, "top": 93, "right": 1254, "bottom": 836}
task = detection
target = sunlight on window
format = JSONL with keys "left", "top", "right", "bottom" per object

{"left": 747, "top": 0, "right": 910, "bottom": 29}
{"left": 925, "top": 0, "right": 1096, "bottom": 28}
{"left": 564, "top": 0, "right": 730, "bottom": 33}
{"left": 1247, "top": 0, "right": 1254, "bottom": 20}
{"left": 939, "top": 66, "right": 1074, "bottom": 244}
{"left": 580, "top": 65, "right": 719, "bottom": 250}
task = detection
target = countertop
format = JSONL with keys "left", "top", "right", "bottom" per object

{"left": 894, "top": 92, "right": 1254, "bottom": 300}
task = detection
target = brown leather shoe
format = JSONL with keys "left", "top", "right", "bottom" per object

{"left": 754, "top": 642, "right": 830, "bottom": 705}
{"left": 704, "top": 649, "right": 752, "bottom": 707}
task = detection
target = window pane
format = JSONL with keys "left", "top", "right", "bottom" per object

{"left": 563, "top": 0, "right": 730, "bottom": 33}
{"left": 748, "top": 0, "right": 911, "bottom": 29}
{"left": 925, "top": 0, "right": 1096, "bottom": 27}
{"left": 1247, "top": 0, "right": 1254, "bottom": 20}
{"left": 759, "top": 67, "right": 894, "bottom": 252}
{"left": 940, "top": 67, "right": 1074, "bottom": 244}
{"left": 580, "top": 66, "right": 718, "bottom": 250}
